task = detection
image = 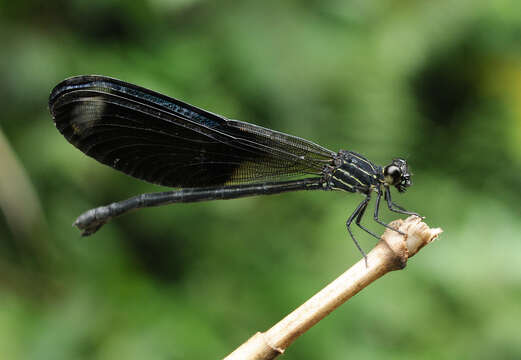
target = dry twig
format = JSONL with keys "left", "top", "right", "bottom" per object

{"left": 224, "top": 216, "right": 442, "bottom": 359}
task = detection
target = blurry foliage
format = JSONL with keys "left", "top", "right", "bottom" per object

{"left": 1, "top": 0, "right": 521, "bottom": 359}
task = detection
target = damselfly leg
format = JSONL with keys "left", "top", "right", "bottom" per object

{"left": 345, "top": 197, "right": 371, "bottom": 260}
{"left": 373, "top": 186, "right": 406, "bottom": 235}
{"left": 355, "top": 196, "right": 380, "bottom": 240}
{"left": 346, "top": 186, "right": 420, "bottom": 262}
{"left": 384, "top": 187, "right": 422, "bottom": 217}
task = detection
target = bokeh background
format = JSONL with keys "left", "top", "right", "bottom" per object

{"left": 1, "top": 1, "right": 521, "bottom": 359}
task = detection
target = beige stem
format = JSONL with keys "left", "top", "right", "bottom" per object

{"left": 224, "top": 216, "right": 442, "bottom": 360}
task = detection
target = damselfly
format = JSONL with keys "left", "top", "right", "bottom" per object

{"left": 49, "top": 75, "right": 420, "bottom": 258}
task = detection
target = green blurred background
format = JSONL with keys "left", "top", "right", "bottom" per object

{"left": 1, "top": 1, "right": 521, "bottom": 359}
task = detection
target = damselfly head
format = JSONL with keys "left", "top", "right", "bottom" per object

{"left": 383, "top": 158, "right": 412, "bottom": 192}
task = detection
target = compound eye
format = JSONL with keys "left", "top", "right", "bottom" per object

{"left": 384, "top": 165, "right": 401, "bottom": 185}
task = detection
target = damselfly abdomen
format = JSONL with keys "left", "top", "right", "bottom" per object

{"left": 49, "top": 75, "right": 420, "bottom": 257}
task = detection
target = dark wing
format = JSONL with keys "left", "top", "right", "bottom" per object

{"left": 49, "top": 75, "right": 335, "bottom": 188}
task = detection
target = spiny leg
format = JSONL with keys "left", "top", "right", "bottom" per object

{"left": 346, "top": 196, "right": 371, "bottom": 261}
{"left": 384, "top": 186, "right": 422, "bottom": 217}
{"left": 384, "top": 189, "right": 407, "bottom": 211}
{"left": 355, "top": 196, "right": 380, "bottom": 240}
{"left": 373, "top": 186, "right": 406, "bottom": 235}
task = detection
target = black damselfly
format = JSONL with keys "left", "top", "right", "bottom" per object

{"left": 49, "top": 75, "right": 420, "bottom": 258}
